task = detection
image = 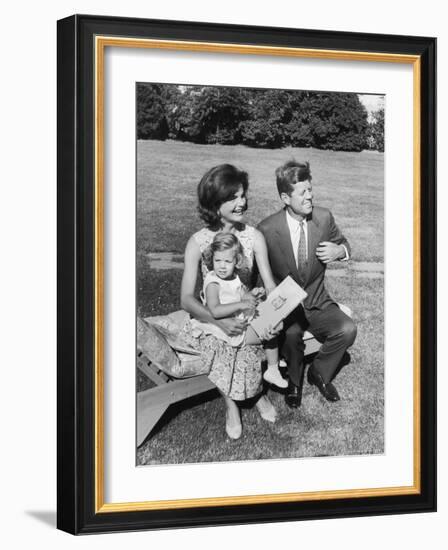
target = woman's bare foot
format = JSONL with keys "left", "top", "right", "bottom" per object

{"left": 225, "top": 399, "right": 242, "bottom": 439}
{"left": 255, "top": 394, "right": 277, "bottom": 423}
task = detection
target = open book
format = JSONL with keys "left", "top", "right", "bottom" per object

{"left": 250, "top": 276, "right": 307, "bottom": 337}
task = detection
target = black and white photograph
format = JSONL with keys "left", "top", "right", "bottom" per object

{"left": 136, "top": 83, "right": 385, "bottom": 466}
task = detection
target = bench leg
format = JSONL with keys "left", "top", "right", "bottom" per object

{"left": 137, "top": 399, "right": 169, "bottom": 447}
{"left": 137, "top": 375, "right": 216, "bottom": 446}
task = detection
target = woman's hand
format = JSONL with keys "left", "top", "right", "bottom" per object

{"left": 218, "top": 317, "right": 248, "bottom": 336}
{"left": 258, "top": 321, "right": 283, "bottom": 341}
{"left": 272, "top": 321, "right": 283, "bottom": 335}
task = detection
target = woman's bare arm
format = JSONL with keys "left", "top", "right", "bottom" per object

{"left": 253, "top": 228, "right": 277, "bottom": 294}
{"left": 253, "top": 228, "right": 283, "bottom": 338}
{"left": 180, "top": 236, "right": 214, "bottom": 322}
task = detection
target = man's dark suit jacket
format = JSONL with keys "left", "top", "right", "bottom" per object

{"left": 258, "top": 206, "right": 350, "bottom": 312}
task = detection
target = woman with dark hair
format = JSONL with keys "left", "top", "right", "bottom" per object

{"left": 180, "top": 164, "right": 281, "bottom": 440}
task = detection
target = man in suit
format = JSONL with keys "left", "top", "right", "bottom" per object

{"left": 258, "top": 160, "right": 357, "bottom": 408}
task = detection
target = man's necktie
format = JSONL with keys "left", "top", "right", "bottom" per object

{"left": 297, "top": 221, "right": 307, "bottom": 285}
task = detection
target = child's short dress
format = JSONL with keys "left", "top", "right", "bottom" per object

{"left": 190, "top": 271, "right": 247, "bottom": 347}
{"left": 179, "top": 225, "right": 264, "bottom": 401}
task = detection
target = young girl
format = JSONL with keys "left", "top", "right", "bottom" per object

{"left": 191, "top": 232, "right": 287, "bottom": 389}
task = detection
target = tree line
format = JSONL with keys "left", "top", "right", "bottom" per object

{"left": 137, "top": 83, "right": 384, "bottom": 152}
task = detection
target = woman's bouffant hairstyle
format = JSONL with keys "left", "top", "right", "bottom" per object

{"left": 197, "top": 164, "right": 249, "bottom": 230}
{"left": 276, "top": 160, "right": 312, "bottom": 196}
{"left": 203, "top": 233, "right": 245, "bottom": 273}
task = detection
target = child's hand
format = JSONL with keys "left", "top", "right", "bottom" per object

{"left": 241, "top": 292, "right": 258, "bottom": 307}
{"left": 240, "top": 301, "right": 256, "bottom": 318}
{"left": 251, "top": 287, "right": 266, "bottom": 301}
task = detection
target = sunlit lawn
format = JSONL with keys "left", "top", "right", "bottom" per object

{"left": 137, "top": 140, "right": 384, "bottom": 261}
{"left": 136, "top": 139, "right": 384, "bottom": 465}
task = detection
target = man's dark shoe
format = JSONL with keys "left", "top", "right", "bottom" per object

{"left": 285, "top": 380, "right": 302, "bottom": 408}
{"left": 307, "top": 366, "right": 340, "bottom": 402}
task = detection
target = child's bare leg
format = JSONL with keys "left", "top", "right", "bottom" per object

{"left": 245, "top": 328, "right": 287, "bottom": 388}
{"left": 265, "top": 345, "right": 279, "bottom": 366}
{"left": 263, "top": 337, "right": 288, "bottom": 389}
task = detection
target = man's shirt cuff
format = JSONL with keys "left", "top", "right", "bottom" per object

{"left": 340, "top": 244, "right": 350, "bottom": 261}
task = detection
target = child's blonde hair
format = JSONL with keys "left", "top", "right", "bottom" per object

{"left": 203, "top": 233, "right": 244, "bottom": 272}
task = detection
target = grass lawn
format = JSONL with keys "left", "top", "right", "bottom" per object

{"left": 136, "top": 139, "right": 384, "bottom": 465}
{"left": 137, "top": 140, "right": 384, "bottom": 261}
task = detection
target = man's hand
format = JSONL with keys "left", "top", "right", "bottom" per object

{"left": 218, "top": 317, "right": 248, "bottom": 336}
{"left": 316, "top": 241, "right": 345, "bottom": 264}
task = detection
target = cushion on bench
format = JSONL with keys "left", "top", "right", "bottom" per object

{"left": 145, "top": 310, "right": 200, "bottom": 355}
{"left": 138, "top": 315, "right": 209, "bottom": 379}
{"left": 137, "top": 317, "right": 180, "bottom": 374}
{"left": 138, "top": 304, "right": 353, "bottom": 379}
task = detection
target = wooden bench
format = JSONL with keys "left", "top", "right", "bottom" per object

{"left": 137, "top": 329, "right": 322, "bottom": 446}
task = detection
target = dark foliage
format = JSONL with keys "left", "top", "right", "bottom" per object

{"left": 168, "top": 87, "right": 251, "bottom": 144}
{"left": 136, "top": 83, "right": 169, "bottom": 140}
{"left": 367, "top": 107, "right": 385, "bottom": 152}
{"left": 240, "top": 89, "right": 290, "bottom": 148}
{"left": 137, "top": 84, "right": 375, "bottom": 152}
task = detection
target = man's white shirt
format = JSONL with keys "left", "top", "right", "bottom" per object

{"left": 285, "top": 209, "right": 349, "bottom": 267}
